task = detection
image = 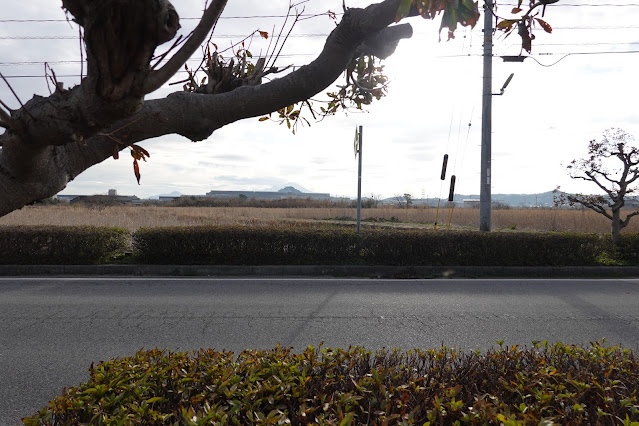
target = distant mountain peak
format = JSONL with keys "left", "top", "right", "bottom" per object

{"left": 278, "top": 186, "right": 302, "bottom": 193}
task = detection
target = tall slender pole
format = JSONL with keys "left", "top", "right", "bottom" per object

{"left": 480, "top": 0, "right": 493, "bottom": 232}
{"left": 356, "top": 125, "right": 363, "bottom": 234}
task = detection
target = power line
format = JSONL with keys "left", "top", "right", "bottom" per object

{"left": 0, "top": 3, "right": 636, "bottom": 24}
{"left": 2, "top": 49, "right": 637, "bottom": 79}
{"left": 0, "top": 33, "right": 333, "bottom": 40}
{"left": 500, "top": 2, "right": 639, "bottom": 6}
{"left": 0, "top": 13, "right": 342, "bottom": 24}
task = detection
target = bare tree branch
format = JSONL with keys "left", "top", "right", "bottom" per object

{"left": 622, "top": 211, "right": 639, "bottom": 228}
{"left": 584, "top": 171, "right": 615, "bottom": 197}
{"left": 142, "top": 0, "right": 228, "bottom": 95}
{"left": 0, "top": 72, "right": 34, "bottom": 120}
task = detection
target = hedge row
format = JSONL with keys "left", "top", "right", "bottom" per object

{"left": 25, "top": 342, "right": 639, "bottom": 425}
{"left": 0, "top": 226, "right": 129, "bottom": 265}
{"left": 133, "top": 226, "right": 617, "bottom": 266}
{"left": 3, "top": 224, "right": 639, "bottom": 266}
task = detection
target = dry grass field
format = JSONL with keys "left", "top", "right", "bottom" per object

{"left": 1, "top": 204, "right": 637, "bottom": 234}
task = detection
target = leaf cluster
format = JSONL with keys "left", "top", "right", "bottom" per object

{"left": 493, "top": 0, "right": 556, "bottom": 53}
{"left": 395, "top": 0, "right": 480, "bottom": 40}
{"left": 25, "top": 342, "right": 639, "bottom": 425}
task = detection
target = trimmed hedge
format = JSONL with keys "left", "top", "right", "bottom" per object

{"left": 2, "top": 224, "right": 638, "bottom": 266}
{"left": 25, "top": 342, "right": 639, "bottom": 425}
{"left": 0, "top": 225, "right": 129, "bottom": 265}
{"left": 133, "top": 226, "right": 611, "bottom": 266}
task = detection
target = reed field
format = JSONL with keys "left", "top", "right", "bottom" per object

{"left": 1, "top": 204, "right": 636, "bottom": 234}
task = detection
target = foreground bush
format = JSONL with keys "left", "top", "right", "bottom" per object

{"left": 25, "top": 342, "right": 639, "bottom": 425}
{"left": 0, "top": 225, "right": 129, "bottom": 264}
{"left": 133, "top": 225, "right": 609, "bottom": 266}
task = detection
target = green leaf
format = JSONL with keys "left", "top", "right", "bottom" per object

{"left": 395, "top": 0, "right": 413, "bottom": 23}
{"left": 497, "top": 19, "right": 517, "bottom": 30}
{"left": 339, "top": 412, "right": 355, "bottom": 426}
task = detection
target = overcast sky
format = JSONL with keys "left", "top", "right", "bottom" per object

{"left": 1, "top": 1, "right": 638, "bottom": 199}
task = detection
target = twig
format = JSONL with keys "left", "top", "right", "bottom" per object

{"left": 44, "top": 62, "right": 62, "bottom": 94}
{"left": 168, "top": 77, "right": 191, "bottom": 86}
{"left": 0, "top": 98, "right": 12, "bottom": 113}
{"left": 151, "top": 34, "right": 185, "bottom": 70}
{"left": 269, "top": 6, "right": 303, "bottom": 70}
{"left": 266, "top": 2, "right": 295, "bottom": 70}
{"left": 0, "top": 71, "right": 35, "bottom": 120}
{"left": 79, "top": 25, "right": 84, "bottom": 80}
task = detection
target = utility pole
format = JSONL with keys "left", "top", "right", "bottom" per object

{"left": 480, "top": 0, "right": 493, "bottom": 232}
{"left": 356, "top": 125, "right": 363, "bottom": 234}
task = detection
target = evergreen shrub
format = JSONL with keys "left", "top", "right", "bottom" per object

{"left": 25, "top": 342, "right": 639, "bottom": 425}
{"left": 133, "top": 226, "right": 609, "bottom": 266}
{"left": 0, "top": 225, "right": 129, "bottom": 264}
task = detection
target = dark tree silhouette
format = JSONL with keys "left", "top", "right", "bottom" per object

{"left": 555, "top": 128, "right": 639, "bottom": 245}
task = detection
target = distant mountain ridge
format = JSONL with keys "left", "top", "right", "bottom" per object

{"left": 455, "top": 191, "right": 556, "bottom": 207}
{"left": 385, "top": 191, "right": 557, "bottom": 207}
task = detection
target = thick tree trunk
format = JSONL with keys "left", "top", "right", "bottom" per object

{"left": 0, "top": 0, "right": 414, "bottom": 217}
{"left": 611, "top": 208, "right": 622, "bottom": 245}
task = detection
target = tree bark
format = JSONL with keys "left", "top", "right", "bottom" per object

{"left": 611, "top": 208, "right": 622, "bottom": 245}
{"left": 0, "top": 0, "right": 412, "bottom": 217}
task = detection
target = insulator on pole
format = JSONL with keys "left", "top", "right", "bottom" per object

{"left": 448, "top": 175, "right": 456, "bottom": 202}
{"left": 440, "top": 154, "right": 449, "bottom": 180}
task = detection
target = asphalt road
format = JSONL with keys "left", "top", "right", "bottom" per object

{"left": 1, "top": 277, "right": 639, "bottom": 424}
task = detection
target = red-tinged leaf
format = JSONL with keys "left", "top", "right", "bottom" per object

{"left": 131, "top": 144, "right": 150, "bottom": 158}
{"left": 535, "top": 18, "right": 552, "bottom": 33}
{"left": 258, "top": 30, "right": 268, "bottom": 39}
{"left": 133, "top": 159, "right": 141, "bottom": 184}
{"left": 511, "top": 7, "right": 522, "bottom": 13}
{"left": 258, "top": 116, "right": 269, "bottom": 121}
{"left": 211, "top": 42, "right": 218, "bottom": 51}
{"left": 112, "top": 144, "right": 119, "bottom": 160}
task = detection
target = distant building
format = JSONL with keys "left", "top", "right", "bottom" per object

{"left": 56, "top": 194, "right": 81, "bottom": 203}
{"left": 69, "top": 194, "right": 140, "bottom": 205}
{"left": 205, "top": 186, "right": 332, "bottom": 201}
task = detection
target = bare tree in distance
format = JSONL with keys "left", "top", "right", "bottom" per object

{"left": 0, "top": 0, "right": 555, "bottom": 217}
{"left": 554, "top": 128, "right": 639, "bottom": 245}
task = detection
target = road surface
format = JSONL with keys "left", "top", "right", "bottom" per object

{"left": 1, "top": 277, "right": 638, "bottom": 423}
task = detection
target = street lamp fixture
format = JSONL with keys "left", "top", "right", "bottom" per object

{"left": 494, "top": 73, "right": 514, "bottom": 96}
{"left": 501, "top": 55, "right": 527, "bottom": 62}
